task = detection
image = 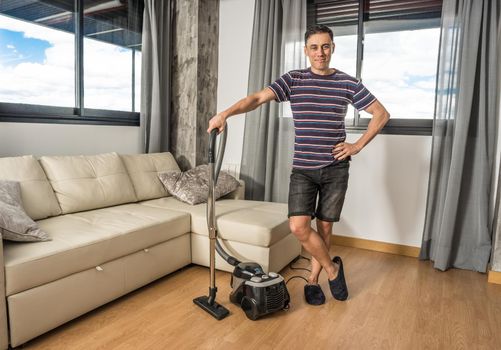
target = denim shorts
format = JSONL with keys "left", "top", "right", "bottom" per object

{"left": 288, "top": 160, "right": 350, "bottom": 222}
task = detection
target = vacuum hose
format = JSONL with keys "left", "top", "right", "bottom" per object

{"left": 208, "top": 128, "right": 241, "bottom": 267}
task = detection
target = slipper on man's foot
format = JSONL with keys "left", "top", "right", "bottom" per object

{"left": 304, "top": 284, "right": 326, "bottom": 305}
{"left": 328, "top": 256, "right": 349, "bottom": 301}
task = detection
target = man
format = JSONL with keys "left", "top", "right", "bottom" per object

{"left": 208, "top": 25, "right": 389, "bottom": 305}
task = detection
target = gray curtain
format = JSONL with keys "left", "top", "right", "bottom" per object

{"left": 140, "top": 0, "right": 174, "bottom": 153}
{"left": 240, "top": 0, "right": 306, "bottom": 202}
{"left": 420, "top": 0, "right": 500, "bottom": 272}
{"left": 486, "top": 12, "right": 501, "bottom": 273}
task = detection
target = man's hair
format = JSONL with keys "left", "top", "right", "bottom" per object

{"left": 304, "top": 25, "right": 334, "bottom": 45}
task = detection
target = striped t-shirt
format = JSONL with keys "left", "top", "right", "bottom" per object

{"left": 268, "top": 68, "right": 377, "bottom": 169}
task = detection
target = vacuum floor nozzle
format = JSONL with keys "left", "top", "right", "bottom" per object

{"left": 193, "top": 296, "right": 230, "bottom": 320}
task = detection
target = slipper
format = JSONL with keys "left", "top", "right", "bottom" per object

{"left": 328, "top": 256, "right": 349, "bottom": 301}
{"left": 304, "top": 284, "right": 326, "bottom": 305}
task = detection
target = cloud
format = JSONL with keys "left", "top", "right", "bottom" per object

{"left": 0, "top": 14, "right": 140, "bottom": 111}
{"left": 6, "top": 44, "right": 14, "bottom": 49}
{"left": 331, "top": 28, "right": 440, "bottom": 119}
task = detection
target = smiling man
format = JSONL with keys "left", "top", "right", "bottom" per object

{"left": 208, "top": 25, "right": 389, "bottom": 305}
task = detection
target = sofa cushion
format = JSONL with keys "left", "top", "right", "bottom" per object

{"left": 0, "top": 155, "right": 61, "bottom": 220}
{"left": 0, "top": 180, "right": 50, "bottom": 242}
{"left": 140, "top": 197, "right": 290, "bottom": 248}
{"left": 158, "top": 165, "right": 240, "bottom": 205}
{"left": 39, "top": 153, "right": 137, "bottom": 214}
{"left": 3, "top": 204, "right": 190, "bottom": 296}
{"left": 120, "top": 152, "right": 180, "bottom": 201}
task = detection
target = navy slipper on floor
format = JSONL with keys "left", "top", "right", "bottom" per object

{"left": 304, "top": 284, "right": 326, "bottom": 305}
{"left": 328, "top": 256, "right": 349, "bottom": 301}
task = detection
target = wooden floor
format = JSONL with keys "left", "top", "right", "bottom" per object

{"left": 23, "top": 245, "right": 501, "bottom": 350}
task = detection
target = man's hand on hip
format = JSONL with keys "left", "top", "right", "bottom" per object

{"left": 333, "top": 142, "right": 361, "bottom": 160}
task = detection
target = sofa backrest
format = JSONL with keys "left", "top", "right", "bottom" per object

{"left": 120, "top": 152, "right": 180, "bottom": 201}
{"left": 0, "top": 155, "right": 62, "bottom": 220}
{"left": 39, "top": 152, "right": 137, "bottom": 214}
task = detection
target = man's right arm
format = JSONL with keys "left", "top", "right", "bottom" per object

{"left": 207, "top": 87, "right": 276, "bottom": 133}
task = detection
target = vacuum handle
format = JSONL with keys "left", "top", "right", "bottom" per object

{"left": 208, "top": 129, "right": 218, "bottom": 164}
{"left": 208, "top": 128, "right": 227, "bottom": 182}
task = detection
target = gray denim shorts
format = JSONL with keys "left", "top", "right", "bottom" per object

{"left": 288, "top": 160, "right": 350, "bottom": 222}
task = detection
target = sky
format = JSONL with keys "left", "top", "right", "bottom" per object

{"left": 0, "top": 14, "right": 141, "bottom": 112}
{"left": 0, "top": 29, "right": 50, "bottom": 66}
{"left": 330, "top": 28, "right": 440, "bottom": 120}
{"left": 275, "top": 25, "right": 439, "bottom": 120}
{"left": 0, "top": 12, "right": 439, "bottom": 119}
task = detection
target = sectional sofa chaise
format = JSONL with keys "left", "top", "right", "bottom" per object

{"left": 0, "top": 152, "right": 301, "bottom": 348}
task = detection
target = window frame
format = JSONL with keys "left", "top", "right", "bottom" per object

{"left": 0, "top": 0, "right": 140, "bottom": 127}
{"left": 307, "top": 0, "right": 441, "bottom": 136}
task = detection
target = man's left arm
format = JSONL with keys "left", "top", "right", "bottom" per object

{"left": 333, "top": 100, "right": 390, "bottom": 160}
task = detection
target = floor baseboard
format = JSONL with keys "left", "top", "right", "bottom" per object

{"left": 331, "top": 235, "right": 420, "bottom": 258}
{"left": 488, "top": 270, "right": 501, "bottom": 285}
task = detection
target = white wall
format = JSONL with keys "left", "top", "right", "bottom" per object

{"left": 0, "top": 122, "right": 142, "bottom": 157}
{"left": 218, "top": 0, "right": 432, "bottom": 247}
{"left": 339, "top": 134, "right": 431, "bottom": 246}
{"left": 217, "top": 0, "right": 255, "bottom": 167}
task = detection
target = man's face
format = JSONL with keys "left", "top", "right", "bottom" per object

{"left": 304, "top": 33, "right": 334, "bottom": 71}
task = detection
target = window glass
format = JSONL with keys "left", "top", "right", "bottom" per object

{"left": 331, "top": 25, "right": 357, "bottom": 121}
{"left": 0, "top": 0, "right": 143, "bottom": 123}
{"left": 84, "top": 37, "right": 133, "bottom": 111}
{"left": 315, "top": 0, "right": 359, "bottom": 121}
{"left": 362, "top": 20, "right": 440, "bottom": 119}
{"left": 134, "top": 49, "right": 141, "bottom": 112}
{"left": 310, "top": 0, "right": 442, "bottom": 128}
{"left": 83, "top": 0, "right": 142, "bottom": 111}
{"left": 331, "top": 26, "right": 357, "bottom": 77}
{"left": 0, "top": 1, "right": 75, "bottom": 107}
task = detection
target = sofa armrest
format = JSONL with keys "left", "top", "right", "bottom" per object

{"left": 0, "top": 239, "right": 8, "bottom": 350}
{"left": 222, "top": 179, "right": 245, "bottom": 200}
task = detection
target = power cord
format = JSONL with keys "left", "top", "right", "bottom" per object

{"left": 285, "top": 255, "right": 311, "bottom": 285}
{"left": 286, "top": 275, "right": 308, "bottom": 284}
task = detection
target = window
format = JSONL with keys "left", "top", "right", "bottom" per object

{"left": 0, "top": 0, "right": 143, "bottom": 126}
{"left": 308, "top": 0, "right": 443, "bottom": 134}
{"left": 0, "top": 1, "right": 75, "bottom": 108}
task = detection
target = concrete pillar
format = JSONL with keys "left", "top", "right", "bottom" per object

{"left": 171, "top": 0, "right": 219, "bottom": 170}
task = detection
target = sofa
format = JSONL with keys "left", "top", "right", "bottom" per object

{"left": 0, "top": 152, "right": 301, "bottom": 348}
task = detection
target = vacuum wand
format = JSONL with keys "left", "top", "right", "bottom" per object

{"left": 207, "top": 129, "right": 241, "bottom": 267}
{"left": 193, "top": 127, "right": 233, "bottom": 320}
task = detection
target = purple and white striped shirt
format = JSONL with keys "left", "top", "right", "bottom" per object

{"left": 268, "top": 68, "right": 377, "bottom": 169}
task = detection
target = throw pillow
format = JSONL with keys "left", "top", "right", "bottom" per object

{"left": 158, "top": 165, "right": 240, "bottom": 205}
{"left": 0, "top": 180, "right": 51, "bottom": 242}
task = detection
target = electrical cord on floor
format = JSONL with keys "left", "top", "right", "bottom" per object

{"left": 285, "top": 255, "right": 312, "bottom": 285}
{"left": 286, "top": 275, "right": 309, "bottom": 284}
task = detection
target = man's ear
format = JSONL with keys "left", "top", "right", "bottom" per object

{"left": 304, "top": 45, "right": 307, "bottom": 56}
{"left": 332, "top": 42, "right": 335, "bottom": 53}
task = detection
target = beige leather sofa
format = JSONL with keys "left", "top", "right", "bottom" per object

{"left": 0, "top": 152, "right": 301, "bottom": 348}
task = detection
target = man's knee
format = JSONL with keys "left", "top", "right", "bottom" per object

{"left": 289, "top": 216, "right": 311, "bottom": 242}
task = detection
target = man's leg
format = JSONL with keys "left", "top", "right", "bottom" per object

{"left": 289, "top": 216, "right": 338, "bottom": 281}
{"left": 308, "top": 220, "right": 335, "bottom": 284}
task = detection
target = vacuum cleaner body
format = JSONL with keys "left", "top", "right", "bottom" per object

{"left": 229, "top": 262, "right": 290, "bottom": 320}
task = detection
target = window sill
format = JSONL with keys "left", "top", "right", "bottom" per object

{"left": 346, "top": 125, "right": 432, "bottom": 136}
{"left": 0, "top": 103, "right": 139, "bottom": 127}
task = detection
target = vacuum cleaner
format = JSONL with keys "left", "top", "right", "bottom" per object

{"left": 193, "top": 127, "right": 290, "bottom": 321}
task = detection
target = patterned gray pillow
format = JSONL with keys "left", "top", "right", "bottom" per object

{"left": 158, "top": 165, "right": 240, "bottom": 205}
{"left": 0, "top": 180, "right": 51, "bottom": 242}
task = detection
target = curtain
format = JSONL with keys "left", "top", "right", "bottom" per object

{"left": 240, "top": 0, "right": 307, "bottom": 202}
{"left": 420, "top": 0, "right": 500, "bottom": 272}
{"left": 489, "top": 23, "right": 501, "bottom": 273}
{"left": 140, "top": 0, "right": 174, "bottom": 153}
